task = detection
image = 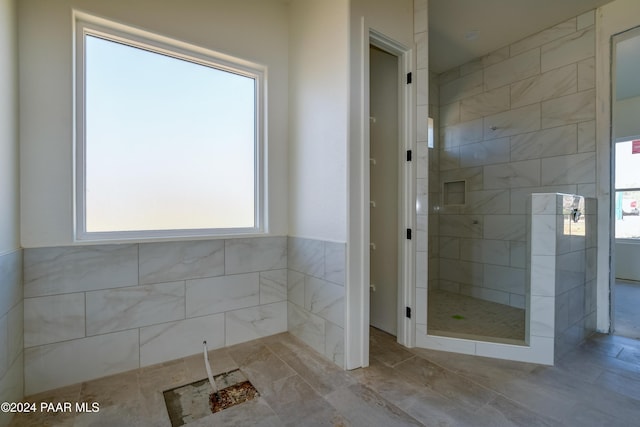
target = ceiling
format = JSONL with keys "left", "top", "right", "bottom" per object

{"left": 428, "top": 0, "right": 616, "bottom": 74}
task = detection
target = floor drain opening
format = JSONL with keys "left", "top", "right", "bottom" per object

{"left": 163, "top": 369, "right": 259, "bottom": 427}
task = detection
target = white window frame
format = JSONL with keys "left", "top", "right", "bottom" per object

{"left": 73, "top": 12, "right": 266, "bottom": 242}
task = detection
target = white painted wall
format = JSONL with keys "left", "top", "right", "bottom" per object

{"left": 615, "top": 242, "right": 640, "bottom": 281}
{"left": 0, "top": 0, "right": 19, "bottom": 254}
{"left": 288, "top": 0, "right": 349, "bottom": 242}
{"left": 596, "top": 0, "right": 640, "bottom": 331}
{"left": 614, "top": 95, "right": 640, "bottom": 141}
{"left": 19, "top": 0, "right": 289, "bottom": 247}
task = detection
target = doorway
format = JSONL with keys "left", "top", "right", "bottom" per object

{"left": 369, "top": 45, "right": 400, "bottom": 336}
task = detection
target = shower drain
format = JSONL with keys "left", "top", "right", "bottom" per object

{"left": 163, "top": 369, "right": 259, "bottom": 426}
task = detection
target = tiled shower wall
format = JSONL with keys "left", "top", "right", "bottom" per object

{"left": 435, "top": 10, "right": 597, "bottom": 307}
{"left": 287, "top": 237, "right": 345, "bottom": 369}
{"left": 0, "top": 250, "right": 23, "bottom": 427}
{"left": 23, "top": 237, "right": 288, "bottom": 395}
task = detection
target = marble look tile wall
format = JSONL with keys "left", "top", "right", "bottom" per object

{"left": 434, "top": 10, "right": 597, "bottom": 308}
{"left": 0, "top": 249, "right": 23, "bottom": 427}
{"left": 23, "top": 236, "right": 288, "bottom": 395}
{"left": 287, "top": 237, "right": 346, "bottom": 369}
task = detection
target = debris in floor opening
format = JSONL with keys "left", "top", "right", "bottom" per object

{"left": 163, "top": 369, "right": 259, "bottom": 427}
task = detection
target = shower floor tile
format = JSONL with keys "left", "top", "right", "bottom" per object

{"left": 428, "top": 290, "right": 526, "bottom": 344}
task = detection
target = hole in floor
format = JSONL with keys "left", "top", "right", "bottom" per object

{"left": 163, "top": 369, "right": 259, "bottom": 427}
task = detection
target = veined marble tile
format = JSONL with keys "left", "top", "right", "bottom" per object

{"left": 578, "top": 58, "right": 595, "bottom": 91}
{"left": 568, "top": 286, "right": 586, "bottom": 325}
{"left": 460, "top": 239, "right": 510, "bottom": 267}
{"left": 416, "top": 255, "right": 428, "bottom": 289}
{"left": 483, "top": 160, "right": 541, "bottom": 189}
{"left": 440, "top": 167, "right": 483, "bottom": 191}
{"left": 24, "top": 330, "right": 139, "bottom": 395}
{"left": 484, "top": 49, "right": 539, "bottom": 91}
{"left": 484, "top": 215, "right": 526, "bottom": 241}
{"left": 460, "top": 58, "right": 483, "bottom": 76}
{"left": 325, "top": 321, "right": 344, "bottom": 368}
{"left": 509, "top": 293, "right": 526, "bottom": 309}
{"left": 139, "top": 313, "right": 224, "bottom": 367}
{"left": 86, "top": 281, "right": 185, "bottom": 336}
{"left": 139, "top": 240, "right": 224, "bottom": 285}
{"left": 304, "top": 276, "right": 344, "bottom": 327}
{"left": 577, "top": 10, "right": 595, "bottom": 30}
{"left": 532, "top": 193, "right": 558, "bottom": 215}
{"left": 439, "top": 258, "right": 483, "bottom": 286}
{"left": 541, "top": 27, "right": 595, "bottom": 73}
{"left": 464, "top": 286, "right": 510, "bottom": 306}
{"left": 416, "top": 215, "right": 428, "bottom": 252}
{"left": 439, "top": 147, "right": 460, "bottom": 171}
{"left": 260, "top": 269, "right": 287, "bottom": 304}
{"left": 484, "top": 104, "right": 540, "bottom": 139}
{"left": 541, "top": 89, "right": 595, "bottom": 129}
{"left": 24, "top": 245, "right": 137, "bottom": 298}
{"left": 0, "top": 249, "right": 22, "bottom": 315}
{"left": 417, "top": 143, "right": 428, "bottom": 179}
{"left": 442, "top": 119, "right": 483, "bottom": 149}
{"left": 541, "top": 152, "right": 596, "bottom": 185}
{"left": 578, "top": 120, "right": 596, "bottom": 153}
{"left": 510, "top": 18, "right": 576, "bottom": 56}
{"left": 531, "top": 255, "right": 556, "bottom": 297}
{"left": 510, "top": 185, "right": 575, "bottom": 214}
{"left": 511, "top": 64, "right": 577, "bottom": 108}
{"left": 440, "top": 70, "right": 483, "bottom": 105}
{"left": 531, "top": 215, "right": 557, "bottom": 255}
{"left": 24, "top": 293, "right": 85, "bottom": 348}
{"left": 483, "top": 265, "right": 526, "bottom": 295}
{"left": 462, "top": 190, "right": 510, "bottom": 214}
{"left": 225, "top": 301, "right": 287, "bottom": 347}
{"left": 440, "top": 102, "right": 460, "bottom": 127}
{"left": 417, "top": 69, "right": 428, "bottom": 107}
{"left": 0, "top": 352, "right": 22, "bottom": 427}
{"left": 438, "top": 67, "right": 460, "bottom": 85}
{"left": 511, "top": 124, "right": 577, "bottom": 161}
{"left": 417, "top": 104, "right": 429, "bottom": 142}
{"left": 0, "top": 313, "right": 7, "bottom": 378}
{"left": 414, "top": 0, "right": 428, "bottom": 35}
{"left": 459, "top": 138, "right": 510, "bottom": 168}
{"left": 225, "top": 236, "right": 287, "bottom": 275}
{"left": 416, "top": 31, "right": 428, "bottom": 70}
{"left": 460, "top": 86, "right": 510, "bottom": 122}
{"left": 415, "top": 287, "right": 427, "bottom": 325}
{"left": 555, "top": 292, "right": 570, "bottom": 334}
{"left": 287, "top": 302, "right": 325, "bottom": 356}
{"left": 186, "top": 273, "right": 259, "bottom": 317}
{"left": 325, "top": 242, "right": 346, "bottom": 286}
{"left": 287, "top": 269, "right": 305, "bottom": 307}
{"left": 439, "top": 215, "right": 482, "bottom": 238}
{"left": 439, "top": 236, "right": 460, "bottom": 260}
{"left": 510, "top": 241, "right": 526, "bottom": 268}
{"left": 7, "top": 301, "right": 23, "bottom": 366}
{"left": 482, "top": 46, "right": 509, "bottom": 67}
{"left": 288, "top": 237, "right": 324, "bottom": 277}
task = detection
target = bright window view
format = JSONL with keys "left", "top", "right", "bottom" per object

{"left": 615, "top": 140, "right": 640, "bottom": 239}
{"left": 78, "top": 26, "right": 260, "bottom": 239}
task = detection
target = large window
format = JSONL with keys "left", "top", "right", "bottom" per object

{"left": 615, "top": 140, "right": 640, "bottom": 239}
{"left": 75, "top": 15, "right": 264, "bottom": 241}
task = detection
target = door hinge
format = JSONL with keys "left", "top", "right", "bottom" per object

{"left": 406, "top": 72, "right": 412, "bottom": 84}
{"left": 406, "top": 307, "right": 412, "bottom": 319}
{"left": 406, "top": 228, "right": 412, "bottom": 240}
{"left": 406, "top": 150, "right": 412, "bottom": 161}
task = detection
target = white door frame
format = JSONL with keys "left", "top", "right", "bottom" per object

{"left": 349, "top": 21, "right": 415, "bottom": 368}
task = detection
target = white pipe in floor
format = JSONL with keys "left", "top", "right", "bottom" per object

{"left": 203, "top": 341, "right": 218, "bottom": 394}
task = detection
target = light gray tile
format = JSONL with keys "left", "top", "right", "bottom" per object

{"left": 578, "top": 120, "right": 596, "bottom": 153}
{"left": 305, "top": 276, "right": 344, "bottom": 327}
{"left": 511, "top": 64, "right": 577, "bottom": 108}
{"left": 578, "top": 57, "right": 595, "bottom": 91}
{"left": 460, "top": 239, "right": 511, "bottom": 266}
{"left": 577, "top": 10, "right": 595, "bottom": 30}
{"left": 260, "top": 269, "right": 287, "bottom": 304}
{"left": 139, "top": 313, "right": 224, "bottom": 367}
{"left": 511, "top": 124, "right": 577, "bottom": 161}
{"left": 439, "top": 67, "right": 460, "bottom": 85}
{"left": 440, "top": 70, "right": 483, "bottom": 104}
{"left": 186, "top": 273, "right": 259, "bottom": 317}
{"left": 288, "top": 237, "right": 324, "bottom": 277}
{"left": 24, "top": 245, "right": 137, "bottom": 297}
{"left": 483, "top": 265, "right": 526, "bottom": 295}
{"left": 484, "top": 215, "right": 527, "bottom": 241}
{"left": 485, "top": 49, "right": 540, "bottom": 91}
{"left": 442, "top": 119, "right": 484, "bottom": 149}
{"left": 287, "top": 302, "right": 325, "bottom": 356}
{"left": 0, "top": 249, "right": 22, "bottom": 315}
{"left": 462, "top": 190, "right": 510, "bottom": 214}
{"left": 440, "top": 167, "right": 483, "bottom": 191}
{"left": 139, "top": 240, "right": 224, "bottom": 285}
{"left": 439, "top": 258, "right": 483, "bottom": 286}
{"left": 510, "top": 18, "right": 576, "bottom": 56}
{"left": 0, "top": 352, "right": 23, "bottom": 427}
{"left": 484, "top": 104, "right": 540, "bottom": 139}
{"left": 465, "top": 286, "right": 510, "bottom": 306}
{"left": 460, "top": 86, "right": 510, "bottom": 122}
{"left": 225, "top": 301, "right": 287, "bottom": 346}
{"left": 225, "top": 236, "right": 287, "bottom": 275}
{"left": 541, "top": 27, "right": 595, "bottom": 73}
{"left": 484, "top": 160, "right": 541, "bottom": 189}
{"left": 439, "top": 147, "right": 460, "bottom": 171}
{"left": 324, "top": 242, "right": 346, "bottom": 286}
{"left": 24, "top": 293, "right": 85, "bottom": 347}
{"left": 541, "top": 89, "right": 595, "bottom": 129}
{"left": 510, "top": 241, "right": 526, "bottom": 268}
{"left": 7, "top": 301, "right": 23, "bottom": 365}
{"left": 531, "top": 214, "right": 557, "bottom": 255}
{"left": 417, "top": 68, "right": 428, "bottom": 107}
{"left": 325, "top": 321, "right": 345, "bottom": 368}
{"left": 0, "top": 313, "right": 6, "bottom": 379}
{"left": 440, "top": 102, "right": 460, "bottom": 127}
{"left": 459, "top": 138, "right": 510, "bottom": 168}
{"left": 24, "top": 330, "right": 139, "bottom": 395}
{"left": 532, "top": 193, "right": 558, "bottom": 214}
{"left": 482, "top": 46, "right": 509, "bottom": 67}
{"left": 541, "top": 152, "right": 596, "bottom": 185}
{"left": 86, "top": 282, "right": 185, "bottom": 336}
{"left": 531, "top": 256, "right": 556, "bottom": 297}
{"left": 439, "top": 215, "right": 482, "bottom": 238}
{"left": 287, "top": 270, "right": 305, "bottom": 307}
{"left": 460, "top": 58, "right": 483, "bottom": 76}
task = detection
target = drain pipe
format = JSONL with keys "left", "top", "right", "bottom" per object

{"left": 203, "top": 341, "right": 218, "bottom": 395}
